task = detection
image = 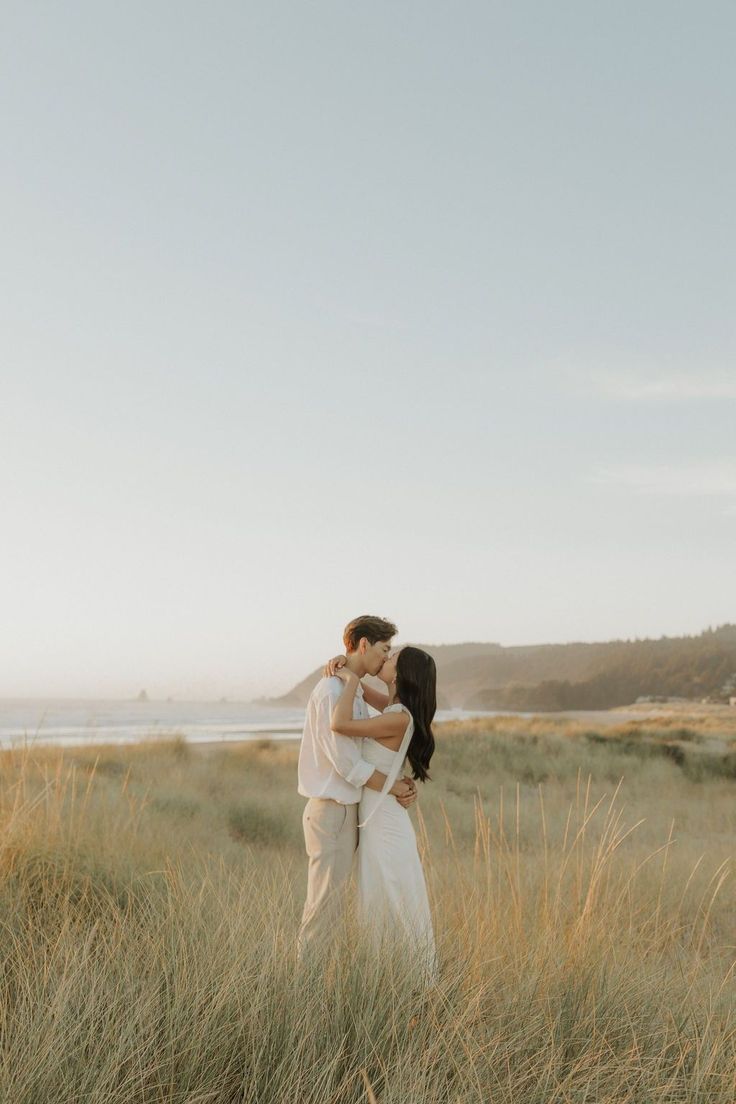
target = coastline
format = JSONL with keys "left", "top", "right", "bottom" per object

{"left": 2, "top": 698, "right": 733, "bottom": 756}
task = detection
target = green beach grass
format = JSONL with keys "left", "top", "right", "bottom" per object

{"left": 1, "top": 713, "right": 734, "bottom": 1102}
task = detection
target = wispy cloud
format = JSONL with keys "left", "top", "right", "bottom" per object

{"left": 595, "top": 371, "right": 736, "bottom": 401}
{"left": 591, "top": 461, "right": 736, "bottom": 499}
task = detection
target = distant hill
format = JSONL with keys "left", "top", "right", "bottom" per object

{"left": 266, "top": 625, "right": 736, "bottom": 711}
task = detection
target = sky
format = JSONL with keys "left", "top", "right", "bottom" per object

{"left": 1, "top": 1, "right": 734, "bottom": 700}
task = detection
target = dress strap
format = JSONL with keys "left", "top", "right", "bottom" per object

{"left": 357, "top": 707, "right": 414, "bottom": 829}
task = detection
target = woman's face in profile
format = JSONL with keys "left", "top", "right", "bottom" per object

{"left": 378, "top": 650, "right": 400, "bottom": 685}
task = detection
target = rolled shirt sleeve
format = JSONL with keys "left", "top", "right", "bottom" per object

{"left": 315, "top": 687, "right": 376, "bottom": 790}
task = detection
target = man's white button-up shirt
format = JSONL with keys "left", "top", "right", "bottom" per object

{"left": 297, "top": 676, "right": 376, "bottom": 804}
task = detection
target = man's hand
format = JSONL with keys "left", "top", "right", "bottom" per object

{"left": 323, "top": 654, "right": 348, "bottom": 678}
{"left": 392, "top": 775, "right": 418, "bottom": 809}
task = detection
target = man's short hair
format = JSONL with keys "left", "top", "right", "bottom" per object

{"left": 343, "top": 615, "right": 398, "bottom": 653}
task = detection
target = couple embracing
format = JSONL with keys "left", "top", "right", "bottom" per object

{"left": 297, "top": 615, "right": 438, "bottom": 980}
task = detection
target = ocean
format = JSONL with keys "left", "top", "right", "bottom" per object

{"left": 0, "top": 698, "right": 499, "bottom": 751}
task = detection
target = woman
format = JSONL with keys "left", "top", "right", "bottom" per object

{"left": 330, "top": 646, "right": 437, "bottom": 980}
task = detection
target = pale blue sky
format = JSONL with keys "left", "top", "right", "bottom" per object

{"left": 2, "top": 2, "right": 734, "bottom": 699}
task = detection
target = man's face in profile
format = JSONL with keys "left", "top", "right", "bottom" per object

{"left": 361, "top": 637, "right": 393, "bottom": 677}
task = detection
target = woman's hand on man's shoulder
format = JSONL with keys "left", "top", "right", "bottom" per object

{"left": 323, "top": 654, "right": 348, "bottom": 678}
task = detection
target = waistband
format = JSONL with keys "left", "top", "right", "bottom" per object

{"left": 306, "top": 796, "right": 358, "bottom": 807}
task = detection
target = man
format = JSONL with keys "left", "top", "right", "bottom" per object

{"left": 296, "top": 614, "right": 417, "bottom": 961}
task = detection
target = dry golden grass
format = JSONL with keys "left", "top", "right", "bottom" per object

{"left": 0, "top": 716, "right": 734, "bottom": 1102}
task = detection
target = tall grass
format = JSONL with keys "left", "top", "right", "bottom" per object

{"left": 0, "top": 723, "right": 734, "bottom": 1102}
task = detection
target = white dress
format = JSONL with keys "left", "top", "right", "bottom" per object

{"left": 357, "top": 703, "right": 437, "bottom": 981}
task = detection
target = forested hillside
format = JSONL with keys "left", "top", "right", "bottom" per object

{"left": 270, "top": 626, "right": 736, "bottom": 711}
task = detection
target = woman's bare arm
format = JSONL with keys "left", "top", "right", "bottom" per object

{"left": 360, "top": 682, "right": 391, "bottom": 713}
{"left": 322, "top": 655, "right": 391, "bottom": 714}
{"left": 331, "top": 672, "right": 409, "bottom": 745}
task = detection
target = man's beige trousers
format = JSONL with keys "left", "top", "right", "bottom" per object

{"left": 297, "top": 797, "right": 358, "bottom": 961}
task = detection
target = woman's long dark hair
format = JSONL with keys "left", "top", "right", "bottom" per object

{"left": 395, "top": 646, "right": 436, "bottom": 782}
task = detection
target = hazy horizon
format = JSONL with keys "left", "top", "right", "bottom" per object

{"left": 3, "top": 2, "right": 734, "bottom": 700}
{"left": 0, "top": 620, "right": 732, "bottom": 703}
